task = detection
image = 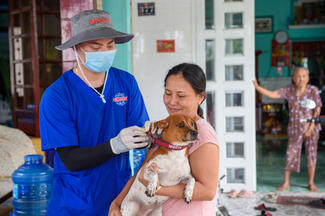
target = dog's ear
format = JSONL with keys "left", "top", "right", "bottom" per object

{"left": 153, "top": 120, "right": 169, "bottom": 135}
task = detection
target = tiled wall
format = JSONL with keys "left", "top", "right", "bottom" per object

{"left": 131, "top": 0, "right": 195, "bottom": 120}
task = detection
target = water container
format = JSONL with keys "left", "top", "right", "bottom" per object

{"left": 133, "top": 148, "right": 147, "bottom": 174}
{"left": 11, "top": 154, "right": 53, "bottom": 216}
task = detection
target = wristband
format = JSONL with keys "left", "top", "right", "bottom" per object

{"left": 155, "top": 185, "right": 162, "bottom": 193}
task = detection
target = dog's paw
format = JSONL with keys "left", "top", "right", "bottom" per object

{"left": 183, "top": 176, "right": 195, "bottom": 204}
{"left": 184, "top": 191, "right": 192, "bottom": 204}
{"left": 145, "top": 183, "right": 156, "bottom": 197}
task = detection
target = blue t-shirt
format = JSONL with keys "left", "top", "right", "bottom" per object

{"left": 39, "top": 67, "right": 149, "bottom": 216}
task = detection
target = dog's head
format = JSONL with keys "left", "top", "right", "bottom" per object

{"left": 149, "top": 114, "right": 198, "bottom": 147}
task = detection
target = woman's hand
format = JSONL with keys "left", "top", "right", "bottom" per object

{"left": 252, "top": 79, "right": 259, "bottom": 89}
{"left": 304, "top": 125, "right": 314, "bottom": 138}
{"left": 108, "top": 200, "right": 122, "bottom": 216}
{"left": 304, "top": 130, "right": 312, "bottom": 138}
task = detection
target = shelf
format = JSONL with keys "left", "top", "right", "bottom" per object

{"left": 288, "top": 24, "right": 325, "bottom": 29}
{"left": 287, "top": 25, "right": 325, "bottom": 40}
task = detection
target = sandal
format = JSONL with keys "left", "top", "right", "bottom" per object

{"left": 258, "top": 210, "right": 272, "bottom": 216}
{"left": 237, "top": 189, "right": 253, "bottom": 198}
{"left": 262, "top": 192, "right": 278, "bottom": 203}
{"left": 228, "top": 189, "right": 239, "bottom": 198}
{"left": 254, "top": 203, "right": 277, "bottom": 212}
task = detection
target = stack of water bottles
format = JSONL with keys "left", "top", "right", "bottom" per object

{"left": 11, "top": 154, "right": 53, "bottom": 216}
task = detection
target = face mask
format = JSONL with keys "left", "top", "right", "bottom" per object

{"left": 78, "top": 47, "right": 116, "bottom": 73}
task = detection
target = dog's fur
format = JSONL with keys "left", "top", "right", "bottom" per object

{"left": 120, "top": 114, "right": 198, "bottom": 216}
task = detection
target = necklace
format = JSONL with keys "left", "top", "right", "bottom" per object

{"left": 73, "top": 48, "right": 108, "bottom": 103}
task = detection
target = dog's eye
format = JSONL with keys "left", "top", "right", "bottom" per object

{"left": 178, "top": 122, "right": 185, "bottom": 128}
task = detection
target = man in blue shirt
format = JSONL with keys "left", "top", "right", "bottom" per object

{"left": 39, "top": 9, "right": 149, "bottom": 215}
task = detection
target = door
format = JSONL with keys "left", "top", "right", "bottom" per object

{"left": 196, "top": 0, "right": 256, "bottom": 191}
{"left": 8, "top": 0, "right": 61, "bottom": 136}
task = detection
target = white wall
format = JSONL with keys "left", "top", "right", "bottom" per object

{"left": 131, "top": 0, "right": 194, "bottom": 121}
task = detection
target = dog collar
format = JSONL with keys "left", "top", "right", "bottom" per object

{"left": 148, "top": 132, "right": 187, "bottom": 150}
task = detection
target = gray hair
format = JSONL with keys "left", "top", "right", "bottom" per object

{"left": 292, "top": 66, "right": 309, "bottom": 77}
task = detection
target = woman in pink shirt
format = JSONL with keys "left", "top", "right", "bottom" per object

{"left": 109, "top": 63, "right": 219, "bottom": 216}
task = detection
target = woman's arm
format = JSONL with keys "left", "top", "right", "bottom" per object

{"left": 109, "top": 175, "right": 136, "bottom": 216}
{"left": 109, "top": 146, "right": 157, "bottom": 216}
{"left": 253, "top": 80, "right": 280, "bottom": 99}
{"left": 306, "top": 106, "right": 321, "bottom": 134}
{"left": 305, "top": 88, "right": 322, "bottom": 137}
{"left": 155, "top": 143, "right": 219, "bottom": 201}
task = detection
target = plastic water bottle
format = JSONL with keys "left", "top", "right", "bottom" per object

{"left": 133, "top": 149, "right": 147, "bottom": 173}
{"left": 11, "top": 154, "right": 53, "bottom": 216}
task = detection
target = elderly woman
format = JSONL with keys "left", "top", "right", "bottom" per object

{"left": 253, "top": 66, "right": 322, "bottom": 191}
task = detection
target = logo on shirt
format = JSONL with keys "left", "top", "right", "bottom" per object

{"left": 113, "top": 93, "right": 128, "bottom": 106}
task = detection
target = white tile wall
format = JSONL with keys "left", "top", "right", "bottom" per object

{"left": 131, "top": 0, "right": 194, "bottom": 120}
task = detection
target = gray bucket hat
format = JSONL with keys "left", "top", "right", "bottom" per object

{"left": 56, "top": 9, "right": 134, "bottom": 50}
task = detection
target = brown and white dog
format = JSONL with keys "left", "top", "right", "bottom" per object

{"left": 120, "top": 114, "right": 198, "bottom": 216}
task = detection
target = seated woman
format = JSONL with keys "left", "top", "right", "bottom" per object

{"left": 109, "top": 63, "right": 220, "bottom": 215}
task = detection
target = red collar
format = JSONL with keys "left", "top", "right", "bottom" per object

{"left": 148, "top": 132, "right": 187, "bottom": 150}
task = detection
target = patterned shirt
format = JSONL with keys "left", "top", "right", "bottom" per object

{"left": 277, "top": 84, "right": 322, "bottom": 138}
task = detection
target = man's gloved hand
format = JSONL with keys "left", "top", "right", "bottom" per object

{"left": 110, "top": 126, "right": 149, "bottom": 154}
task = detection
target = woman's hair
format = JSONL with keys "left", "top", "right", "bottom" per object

{"left": 164, "top": 63, "right": 206, "bottom": 118}
{"left": 292, "top": 65, "right": 309, "bottom": 77}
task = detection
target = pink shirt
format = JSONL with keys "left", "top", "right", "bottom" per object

{"left": 162, "top": 118, "right": 219, "bottom": 216}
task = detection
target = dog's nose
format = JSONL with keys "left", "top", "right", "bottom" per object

{"left": 190, "top": 130, "right": 198, "bottom": 137}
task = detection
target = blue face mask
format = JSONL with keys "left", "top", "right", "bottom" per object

{"left": 79, "top": 48, "right": 116, "bottom": 73}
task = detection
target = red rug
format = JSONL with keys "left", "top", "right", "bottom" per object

{"left": 276, "top": 195, "right": 325, "bottom": 209}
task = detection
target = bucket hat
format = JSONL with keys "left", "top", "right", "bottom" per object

{"left": 56, "top": 9, "right": 133, "bottom": 50}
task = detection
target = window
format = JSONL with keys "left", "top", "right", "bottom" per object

{"left": 226, "top": 116, "right": 244, "bottom": 132}
{"left": 226, "top": 39, "right": 243, "bottom": 55}
{"left": 205, "top": 40, "right": 215, "bottom": 81}
{"left": 226, "top": 91, "right": 243, "bottom": 107}
{"left": 205, "top": 0, "right": 214, "bottom": 29}
{"left": 225, "top": 12, "right": 243, "bottom": 29}
{"left": 227, "top": 168, "right": 245, "bottom": 183}
{"left": 206, "top": 92, "right": 215, "bottom": 128}
{"left": 226, "top": 142, "right": 244, "bottom": 158}
{"left": 225, "top": 65, "right": 244, "bottom": 81}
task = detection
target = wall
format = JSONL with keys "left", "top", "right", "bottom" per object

{"left": 255, "top": 0, "right": 292, "bottom": 77}
{"left": 103, "top": 0, "right": 132, "bottom": 73}
{"left": 131, "top": 0, "right": 194, "bottom": 120}
{"left": 60, "top": 0, "right": 95, "bottom": 72}
{"left": 255, "top": 0, "right": 325, "bottom": 78}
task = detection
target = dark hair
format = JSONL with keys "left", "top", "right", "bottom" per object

{"left": 164, "top": 63, "right": 206, "bottom": 118}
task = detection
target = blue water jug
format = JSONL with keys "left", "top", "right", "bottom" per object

{"left": 11, "top": 154, "right": 53, "bottom": 216}
{"left": 133, "top": 148, "right": 147, "bottom": 174}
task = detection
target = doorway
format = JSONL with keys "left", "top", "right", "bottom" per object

{"left": 255, "top": 0, "right": 325, "bottom": 192}
{"left": 8, "top": 0, "right": 62, "bottom": 136}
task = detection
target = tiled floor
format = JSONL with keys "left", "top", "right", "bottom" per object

{"left": 219, "top": 192, "right": 325, "bottom": 216}
{"left": 219, "top": 136, "right": 325, "bottom": 216}
{"left": 256, "top": 135, "right": 325, "bottom": 192}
